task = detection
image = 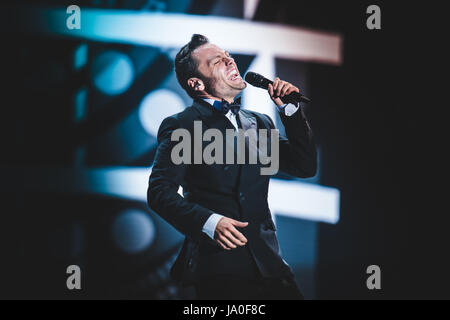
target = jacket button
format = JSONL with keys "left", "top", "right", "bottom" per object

{"left": 188, "top": 258, "right": 193, "bottom": 268}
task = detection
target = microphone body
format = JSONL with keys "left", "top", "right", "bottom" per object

{"left": 245, "top": 71, "right": 311, "bottom": 104}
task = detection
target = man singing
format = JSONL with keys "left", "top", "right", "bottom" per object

{"left": 147, "top": 34, "right": 316, "bottom": 299}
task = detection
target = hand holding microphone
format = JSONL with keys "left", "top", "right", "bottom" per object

{"left": 245, "top": 71, "right": 311, "bottom": 107}
{"left": 268, "top": 77, "right": 300, "bottom": 107}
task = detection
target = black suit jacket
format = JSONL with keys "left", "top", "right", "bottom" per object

{"left": 147, "top": 99, "right": 316, "bottom": 285}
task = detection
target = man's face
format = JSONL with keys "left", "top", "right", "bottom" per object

{"left": 192, "top": 43, "right": 246, "bottom": 99}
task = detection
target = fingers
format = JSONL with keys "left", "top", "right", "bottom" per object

{"left": 230, "top": 219, "right": 248, "bottom": 228}
{"left": 276, "top": 83, "right": 284, "bottom": 97}
{"left": 215, "top": 217, "right": 248, "bottom": 250}
{"left": 269, "top": 77, "right": 301, "bottom": 108}
{"left": 268, "top": 83, "right": 274, "bottom": 98}
{"left": 227, "top": 231, "right": 246, "bottom": 246}
{"left": 228, "top": 219, "right": 248, "bottom": 243}
{"left": 219, "top": 234, "right": 237, "bottom": 249}
{"left": 229, "top": 226, "right": 248, "bottom": 243}
{"left": 271, "top": 77, "right": 299, "bottom": 98}
{"left": 285, "top": 86, "right": 299, "bottom": 96}
{"left": 272, "top": 77, "right": 285, "bottom": 97}
{"left": 218, "top": 231, "right": 245, "bottom": 250}
{"left": 217, "top": 238, "right": 230, "bottom": 250}
{"left": 280, "top": 83, "right": 291, "bottom": 97}
{"left": 273, "top": 78, "right": 287, "bottom": 97}
{"left": 279, "top": 82, "right": 298, "bottom": 97}
{"left": 268, "top": 83, "right": 281, "bottom": 105}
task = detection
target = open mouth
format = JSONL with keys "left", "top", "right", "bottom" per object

{"left": 227, "top": 68, "right": 241, "bottom": 81}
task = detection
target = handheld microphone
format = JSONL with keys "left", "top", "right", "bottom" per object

{"left": 245, "top": 71, "right": 311, "bottom": 104}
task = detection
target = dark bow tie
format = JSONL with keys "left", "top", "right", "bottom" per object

{"left": 221, "top": 97, "right": 241, "bottom": 115}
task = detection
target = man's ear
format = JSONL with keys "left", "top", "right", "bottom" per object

{"left": 187, "top": 78, "right": 204, "bottom": 92}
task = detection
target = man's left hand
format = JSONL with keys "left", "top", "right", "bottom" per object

{"left": 268, "top": 77, "right": 300, "bottom": 107}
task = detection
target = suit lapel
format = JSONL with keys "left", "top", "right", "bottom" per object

{"left": 191, "top": 100, "right": 272, "bottom": 164}
{"left": 238, "top": 109, "right": 257, "bottom": 131}
{"left": 239, "top": 109, "right": 273, "bottom": 160}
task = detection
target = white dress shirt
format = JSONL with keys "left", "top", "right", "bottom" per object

{"left": 203, "top": 98, "right": 240, "bottom": 130}
{"left": 200, "top": 98, "right": 300, "bottom": 240}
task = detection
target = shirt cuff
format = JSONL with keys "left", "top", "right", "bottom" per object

{"left": 202, "top": 213, "right": 224, "bottom": 240}
{"left": 278, "top": 103, "right": 299, "bottom": 116}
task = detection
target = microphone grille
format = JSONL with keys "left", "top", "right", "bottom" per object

{"left": 244, "top": 71, "right": 268, "bottom": 89}
{"left": 245, "top": 71, "right": 260, "bottom": 84}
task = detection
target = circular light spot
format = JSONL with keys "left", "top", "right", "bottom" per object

{"left": 92, "top": 50, "right": 134, "bottom": 95}
{"left": 112, "top": 209, "right": 155, "bottom": 254}
{"left": 138, "top": 89, "right": 185, "bottom": 136}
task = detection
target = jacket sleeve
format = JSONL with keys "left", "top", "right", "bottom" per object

{"left": 266, "top": 105, "right": 317, "bottom": 178}
{"left": 147, "top": 116, "right": 213, "bottom": 241}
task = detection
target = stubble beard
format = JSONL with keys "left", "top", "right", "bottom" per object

{"left": 204, "top": 75, "right": 246, "bottom": 101}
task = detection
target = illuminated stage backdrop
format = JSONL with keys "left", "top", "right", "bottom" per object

{"left": 11, "top": 4, "right": 343, "bottom": 298}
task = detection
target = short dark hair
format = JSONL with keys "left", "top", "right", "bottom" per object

{"left": 174, "top": 34, "right": 209, "bottom": 98}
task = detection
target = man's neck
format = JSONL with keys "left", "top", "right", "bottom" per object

{"left": 197, "top": 93, "right": 235, "bottom": 103}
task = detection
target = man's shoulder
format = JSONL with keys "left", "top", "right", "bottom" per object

{"left": 165, "top": 105, "right": 199, "bottom": 124}
{"left": 157, "top": 104, "right": 200, "bottom": 136}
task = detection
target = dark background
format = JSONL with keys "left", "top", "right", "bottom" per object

{"left": 0, "top": 0, "right": 444, "bottom": 299}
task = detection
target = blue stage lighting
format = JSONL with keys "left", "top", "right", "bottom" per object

{"left": 112, "top": 209, "right": 156, "bottom": 254}
{"left": 139, "top": 88, "right": 185, "bottom": 136}
{"left": 92, "top": 50, "right": 135, "bottom": 95}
